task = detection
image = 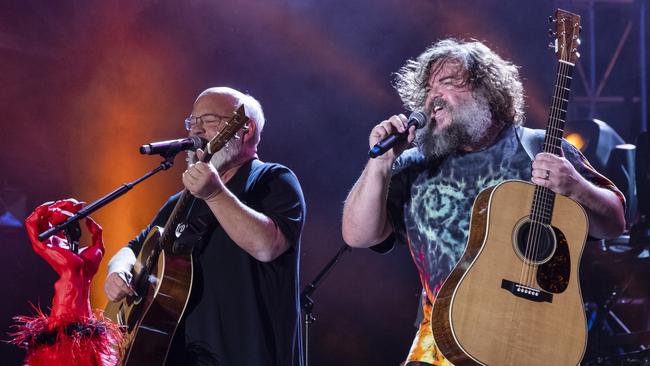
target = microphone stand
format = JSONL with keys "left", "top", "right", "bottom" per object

{"left": 37, "top": 153, "right": 179, "bottom": 246}
{"left": 300, "top": 243, "right": 351, "bottom": 366}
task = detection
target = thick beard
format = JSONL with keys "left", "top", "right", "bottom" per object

{"left": 186, "top": 137, "right": 242, "bottom": 170}
{"left": 415, "top": 93, "right": 493, "bottom": 159}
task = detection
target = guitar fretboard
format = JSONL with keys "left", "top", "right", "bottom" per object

{"left": 530, "top": 60, "right": 574, "bottom": 225}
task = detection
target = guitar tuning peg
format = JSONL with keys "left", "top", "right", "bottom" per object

{"left": 548, "top": 16, "right": 556, "bottom": 23}
{"left": 576, "top": 38, "right": 582, "bottom": 45}
{"left": 548, "top": 29, "right": 557, "bottom": 37}
{"left": 575, "top": 51, "right": 581, "bottom": 58}
{"left": 548, "top": 42, "right": 555, "bottom": 50}
{"left": 579, "top": 25, "right": 583, "bottom": 33}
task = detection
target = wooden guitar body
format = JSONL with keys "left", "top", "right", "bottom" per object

{"left": 431, "top": 180, "right": 588, "bottom": 365}
{"left": 105, "top": 227, "right": 193, "bottom": 365}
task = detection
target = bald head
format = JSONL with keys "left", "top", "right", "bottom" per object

{"left": 195, "top": 87, "right": 265, "bottom": 145}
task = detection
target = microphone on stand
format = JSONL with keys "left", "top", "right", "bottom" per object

{"left": 368, "top": 111, "right": 428, "bottom": 158}
{"left": 139, "top": 136, "right": 206, "bottom": 156}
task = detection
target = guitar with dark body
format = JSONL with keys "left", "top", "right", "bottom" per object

{"left": 104, "top": 106, "right": 249, "bottom": 365}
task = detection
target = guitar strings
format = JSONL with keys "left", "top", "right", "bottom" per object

{"left": 533, "top": 59, "right": 571, "bottom": 287}
{"left": 532, "top": 60, "right": 567, "bottom": 286}
{"left": 521, "top": 43, "right": 571, "bottom": 289}
{"left": 522, "top": 49, "right": 558, "bottom": 286}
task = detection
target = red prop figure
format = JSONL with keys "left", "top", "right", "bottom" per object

{"left": 9, "top": 199, "right": 122, "bottom": 366}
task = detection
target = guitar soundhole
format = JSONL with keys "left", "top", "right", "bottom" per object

{"left": 514, "top": 220, "right": 557, "bottom": 264}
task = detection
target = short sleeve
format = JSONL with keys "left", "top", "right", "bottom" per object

{"left": 247, "top": 164, "right": 306, "bottom": 248}
{"left": 371, "top": 150, "right": 418, "bottom": 253}
{"left": 562, "top": 139, "right": 626, "bottom": 210}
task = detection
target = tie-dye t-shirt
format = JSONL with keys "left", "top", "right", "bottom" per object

{"left": 377, "top": 125, "right": 624, "bottom": 365}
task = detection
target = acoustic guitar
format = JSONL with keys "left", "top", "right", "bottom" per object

{"left": 430, "top": 9, "right": 588, "bottom": 365}
{"left": 104, "top": 106, "right": 249, "bottom": 365}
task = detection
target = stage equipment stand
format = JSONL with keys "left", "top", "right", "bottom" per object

{"left": 300, "top": 243, "right": 351, "bottom": 366}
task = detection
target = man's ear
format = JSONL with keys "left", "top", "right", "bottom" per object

{"left": 241, "top": 121, "right": 256, "bottom": 143}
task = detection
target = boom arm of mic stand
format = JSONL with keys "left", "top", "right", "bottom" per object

{"left": 300, "top": 243, "right": 351, "bottom": 315}
{"left": 37, "top": 154, "right": 177, "bottom": 243}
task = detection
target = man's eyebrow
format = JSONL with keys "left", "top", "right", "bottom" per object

{"left": 438, "top": 74, "right": 463, "bottom": 82}
{"left": 192, "top": 113, "right": 230, "bottom": 118}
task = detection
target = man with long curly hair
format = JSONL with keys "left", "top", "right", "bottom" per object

{"left": 341, "top": 39, "right": 626, "bottom": 365}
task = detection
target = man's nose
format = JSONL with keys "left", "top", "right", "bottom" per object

{"left": 191, "top": 120, "right": 207, "bottom": 134}
{"left": 430, "top": 81, "right": 446, "bottom": 95}
{"left": 426, "top": 87, "right": 443, "bottom": 104}
{"left": 190, "top": 128, "right": 206, "bottom": 140}
{"left": 425, "top": 96, "right": 443, "bottom": 114}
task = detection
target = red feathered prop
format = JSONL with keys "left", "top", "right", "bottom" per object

{"left": 9, "top": 199, "right": 122, "bottom": 366}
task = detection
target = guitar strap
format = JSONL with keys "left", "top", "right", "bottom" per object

{"left": 172, "top": 202, "right": 218, "bottom": 255}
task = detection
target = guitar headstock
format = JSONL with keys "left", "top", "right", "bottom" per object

{"left": 205, "top": 105, "right": 250, "bottom": 155}
{"left": 550, "top": 9, "right": 582, "bottom": 64}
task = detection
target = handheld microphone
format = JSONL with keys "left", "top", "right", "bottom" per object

{"left": 368, "top": 111, "right": 427, "bottom": 158}
{"left": 139, "top": 136, "right": 206, "bottom": 156}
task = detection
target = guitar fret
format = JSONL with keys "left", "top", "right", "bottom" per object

{"left": 531, "top": 181, "right": 557, "bottom": 225}
{"left": 542, "top": 62, "right": 574, "bottom": 160}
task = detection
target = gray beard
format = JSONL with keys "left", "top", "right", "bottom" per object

{"left": 186, "top": 137, "right": 242, "bottom": 169}
{"left": 415, "top": 93, "right": 493, "bottom": 159}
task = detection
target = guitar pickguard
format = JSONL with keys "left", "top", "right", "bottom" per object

{"left": 537, "top": 227, "right": 571, "bottom": 293}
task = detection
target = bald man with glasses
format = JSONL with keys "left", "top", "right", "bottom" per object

{"left": 105, "top": 87, "right": 306, "bottom": 366}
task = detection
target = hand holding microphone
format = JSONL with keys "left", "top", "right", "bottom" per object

{"left": 368, "top": 111, "right": 427, "bottom": 159}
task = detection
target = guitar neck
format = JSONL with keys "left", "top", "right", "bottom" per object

{"left": 544, "top": 60, "right": 574, "bottom": 155}
{"left": 530, "top": 60, "right": 575, "bottom": 225}
{"left": 159, "top": 190, "right": 196, "bottom": 251}
{"left": 158, "top": 144, "right": 219, "bottom": 250}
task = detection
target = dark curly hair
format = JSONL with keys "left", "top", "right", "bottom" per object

{"left": 393, "top": 39, "right": 525, "bottom": 125}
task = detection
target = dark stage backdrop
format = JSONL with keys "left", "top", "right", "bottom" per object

{"left": 1, "top": 1, "right": 647, "bottom": 365}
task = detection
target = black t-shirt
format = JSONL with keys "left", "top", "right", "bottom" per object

{"left": 127, "top": 159, "right": 306, "bottom": 366}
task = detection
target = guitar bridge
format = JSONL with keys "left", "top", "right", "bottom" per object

{"left": 501, "top": 279, "right": 553, "bottom": 303}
